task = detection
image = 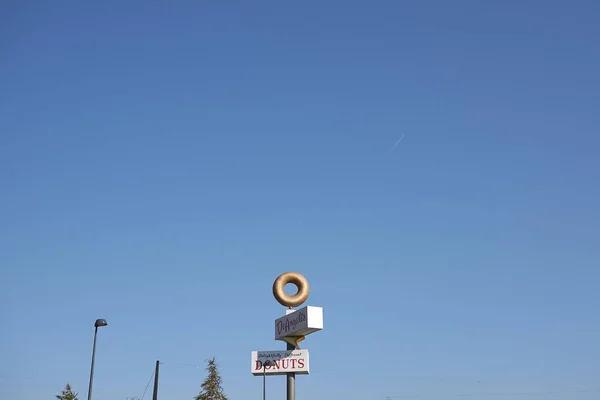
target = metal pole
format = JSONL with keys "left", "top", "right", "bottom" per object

{"left": 263, "top": 365, "right": 266, "bottom": 400}
{"left": 87, "top": 327, "right": 99, "bottom": 400}
{"left": 152, "top": 360, "right": 160, "bottom": 400}
{"left": 286, "top": 342, "right": 295, "bottom": 400}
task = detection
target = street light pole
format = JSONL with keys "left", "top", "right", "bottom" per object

{"left": 262, "top": 360, "right": 272, "bottom": 400}
{"left": 262, "top": 360, "right": 271, "bottom": 400}
{"left": 87, "top": 319, "right": 107, "bottom": 400}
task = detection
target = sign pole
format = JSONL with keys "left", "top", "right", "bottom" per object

{"left": 286, "top": 342, "right": 295, "bottom": 400}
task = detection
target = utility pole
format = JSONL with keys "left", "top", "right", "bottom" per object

{"left": 152, "top": 360, "right": 160, "bottom": 400}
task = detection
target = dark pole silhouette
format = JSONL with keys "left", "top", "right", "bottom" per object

{"left": 87, "top": 319, "right": 108, "bottom": 400}
{"left": 263, "top": 360, "right": 272, "bottom": 400}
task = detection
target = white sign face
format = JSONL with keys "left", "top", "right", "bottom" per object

{"left": 274, "top": 306, "right": 323, "bottom": 341}
{"left": 251, "top": 350, "right": 310, "bottom": 376}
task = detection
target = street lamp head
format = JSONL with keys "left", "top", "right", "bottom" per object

{"left": 263, "top": 360, "right": 271, "bottom": 367}
{"left": 94, "top": 319, "right": 108, "bottom": 328}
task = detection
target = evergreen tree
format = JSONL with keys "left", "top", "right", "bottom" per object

{"left": 194, "top": 357, "right": 227, "bottom": 400}
{"left": 56, "top": 383, "right": 79, "bottom": 400}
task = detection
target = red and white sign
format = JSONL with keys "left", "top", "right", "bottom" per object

{"left": 250, "top": 350, "right": 310, "bottom": 376}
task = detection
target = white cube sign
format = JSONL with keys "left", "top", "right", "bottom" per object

{"left": 274, "top": 306, "right": 323, "bottom": 341}
{"left": 251, "top": 349, "right": 310, "bottom": 376}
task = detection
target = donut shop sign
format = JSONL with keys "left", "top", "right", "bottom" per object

{"left": 274, "top": 306, "right": 323, "bottom": 341}
{"left": 251, "top": 350, "right": 310, "bottom": 376}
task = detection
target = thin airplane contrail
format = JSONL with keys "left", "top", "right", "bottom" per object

{"left": 389, "top": 134, "right": 405, "bottom": 152}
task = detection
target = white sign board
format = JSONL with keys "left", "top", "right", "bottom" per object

{"left": 274, "top": 306, "right": 323, "bottom": 341}
{"left": 251, "top": 350, "right": 310, "bottom": 375}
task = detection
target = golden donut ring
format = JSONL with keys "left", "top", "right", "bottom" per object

{"left": 272, "top": 272, "right": 310, "bottom": 308}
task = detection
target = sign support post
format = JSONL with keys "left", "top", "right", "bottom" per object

{"left": 286, "top": 342, "right": 295, "bottom": 400}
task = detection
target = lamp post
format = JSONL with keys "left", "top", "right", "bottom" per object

{"left": 262, "top": 360, "right": 271, "bottom": 400}
{"left": 87, "top": 319, "right": 108, "bottom": 400}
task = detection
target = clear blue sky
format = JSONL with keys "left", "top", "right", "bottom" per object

{"left": 1, "top": 1, "right": 599, "bottom": 399}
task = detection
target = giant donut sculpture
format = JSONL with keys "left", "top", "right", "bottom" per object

{"left": 273, "top": 272, "right": 310, "bottom": 308}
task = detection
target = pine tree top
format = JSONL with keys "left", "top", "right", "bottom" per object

{"left": 194, "top": 357, "right": 228, "bottom": 400}
{"left": 56, "top": 383, "right": 79, "bottom": 400}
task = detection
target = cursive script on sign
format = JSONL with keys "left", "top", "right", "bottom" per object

{"left": 276, "top": 310, "right": 306, "bottom": 336}
{"left": 274, "top": 305, "right": 323, "bottom": 341}
{"left": 257, "top": 351, "right": 302, "bottom": 359}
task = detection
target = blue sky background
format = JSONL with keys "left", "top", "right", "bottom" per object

{"left": 1, "top": 1, "right": 599, "bottom": 399}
